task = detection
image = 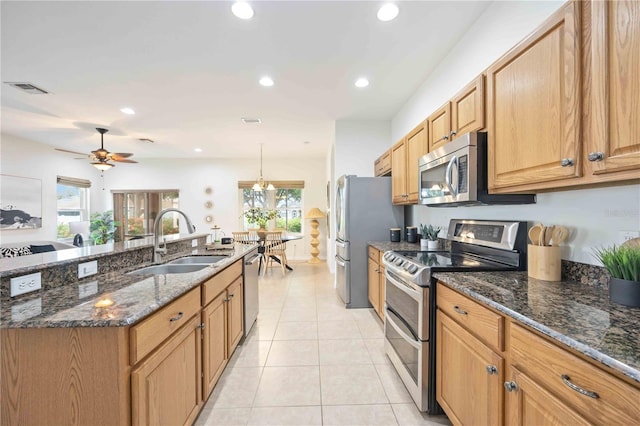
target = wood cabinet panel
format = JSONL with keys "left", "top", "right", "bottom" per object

{"left": 588, "top": 0, "right": 640, "bottom": 176}
{"left": 227, "top": 277, "right": 244, "bottom": 355}
{"left": 451, "top": 75, "right": 485, "bottom": 137}
{"left": 406, "top": 124, "right": 427, "bottom": 203}
{"left": 511, "top": 323, "right": 640, "bottom": 425}
{"left": 506, "top": 367, "right": 591, "bottom": 426}
{"left": 130, "top": 287, "right": 201, "bottom": 364}
{"left": 131, "top": 315, "right": 202, "bottom": 426}
{"left": 368, "top": 256, "right": 380, "bottom": 313}
{"left": 437, "top": 283, "right": 504, "bottom": 352}
{"left": 202, "top": 260, "right": 242, "bottom": 306}
{"left": 428, "top": 103, "right": 451, "bottom": 153}
{"left": 202, "top": 292, "right": 228, "bottom": 399}
{"left": 487, "top": 1, "right": 582, "bottom": 191}
{"left": 374, "top": 149, "right": 392, "bottom": 177}
{"left": 391, "top": 139, "right": 408, "bottom": 204}
{"left": 436, "top": 310, "right": 504, "bottom": 426}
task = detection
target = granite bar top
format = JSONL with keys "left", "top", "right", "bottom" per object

{"left": 0, "top": 233, "right": 209, "bottom": 276}
{"left": 434, "top": 271, "right": 640, "bottom": 384}
{"left": 0, "top": 243, "right": 258, "bottom": 329}
{"left": 368, "top": 241, "right": 422, "bottom": 252}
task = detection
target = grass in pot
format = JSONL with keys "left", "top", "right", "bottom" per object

{"left": 419, "top": 224, "right": 441, "bottom": 251}
{"left": 594, "top": 245, "right": 640, "bottom": 308}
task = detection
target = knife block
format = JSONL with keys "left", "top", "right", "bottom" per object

{"left": 527, "top": 244, "right": 561, "bottom": 281}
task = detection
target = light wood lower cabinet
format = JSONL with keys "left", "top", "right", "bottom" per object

{"left": 202, "top": 292, "right": 228, "bottom": 398}
{"left": 367, "top": 245, "right": 385, "bottom": 320}
{"left": 436, "top": 310, "right": 504, "bottom": 426}
{"left": 226, "top": 277, "right": 244, "bottom": 355}
{"left": 131, "top": 314, "right": 202, "bottom": 426}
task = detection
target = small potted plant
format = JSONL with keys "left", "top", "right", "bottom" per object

{"left": 243, "top": 208, "right": 279, "bottom": 239}
{"left": 89, "top": 210, "right": 120, "bottom": 245}
{"left": 419, "top": 224, "right": 441, "bottom": 251}
{"left": 594, "top": 245, "right": 640, "bottom": 307}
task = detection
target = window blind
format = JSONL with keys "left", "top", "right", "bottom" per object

{"left": 238, "top": 180, "right": 305, "bottom": 189}
{"left": 57, "top": 176, "right": 91, "bottom": 188}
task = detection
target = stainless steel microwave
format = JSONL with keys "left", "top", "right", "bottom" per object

{"left": 418, "top": 132, "right": 535, "bottom": 207}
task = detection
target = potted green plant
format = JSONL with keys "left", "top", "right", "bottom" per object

{"left": 419, "top": 224, "right": 441, "bottom": 250}
{"left": 594, "top": 245, "right": 640, "bottom": 307}
{"left": 243, "top": 208, "right": 278, "bottom": 238}
{"left": 89, "top": 210, "right": 120, "bottom": 245}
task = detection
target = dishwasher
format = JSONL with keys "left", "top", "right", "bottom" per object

{"left": 243, "top": 247, "right": 261, "bottom": 336}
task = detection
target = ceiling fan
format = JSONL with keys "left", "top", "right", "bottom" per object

{"left": 55, "top": 128, "right": 138, "bottom": 171}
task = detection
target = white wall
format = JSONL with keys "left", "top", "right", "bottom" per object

{"left": 0, "top": 133, "right": 106, "bottom": 244}
{"left": 334, "top": 120, "right": 390, "bottom": 179}
{"left": 392, "top": 0, "right": 640, "bottom": 266}
{"left": 100, "top": 156, "right": 328, "bottom": 261}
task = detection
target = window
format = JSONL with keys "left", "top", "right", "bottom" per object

{"left": 239, "top": 181, "right": 304, "bottom": 233}
{"left": 56, "top": 176, "right": 91, "bottom": 240}
{"left": 112, "top": 190, "right": 180, "bottom": 241}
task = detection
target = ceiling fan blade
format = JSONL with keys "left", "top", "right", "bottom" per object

{"left": 111, "top": 152, "right": 133, "bottom": 158}
{"left": 112, "top": 158, "right": 138, "bottom": 164}
{"left": 55, "top": 147, "right": 89, "bottom": 157}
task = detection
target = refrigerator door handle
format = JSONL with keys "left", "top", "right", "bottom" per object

{"left": 335, "top": 256, "right": 346, "bottom": 267}
{"left": 336, "top": 240, "right": 346, "bottom": 248}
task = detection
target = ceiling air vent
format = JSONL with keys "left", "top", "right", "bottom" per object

{"left": 138, "top": 138, "right": 155, "bottom": 143}
{"left": 241, "top": 117, "right": 261, "bottom": 124}
{"left": 5, "top": 82, "right": 49, "bottom": 94}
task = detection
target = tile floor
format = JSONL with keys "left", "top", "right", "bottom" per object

{"left": 195, "top": 262, "right": 451, "bottom": 426}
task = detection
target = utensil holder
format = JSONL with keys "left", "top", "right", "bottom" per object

{"left": 527, "top": 244, "right": 561, "bottom": 281}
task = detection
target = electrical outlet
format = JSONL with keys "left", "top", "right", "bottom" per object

{"left": 192, "top": 239, "right": 198, "bottom": 248}
{"left": 10, "top": 272, "right": 42, "bottom": 297}
{"left": 11, "top": 298, "right": 42, "bottom": 321}
{"left": 78, "top": 281, "right": 98, "bottom": 299}
{"left": 619, "top": 230, "right": 640, "bottom": 243}
{"left": 78, "top": 260, "right": 98, "bottom": 279}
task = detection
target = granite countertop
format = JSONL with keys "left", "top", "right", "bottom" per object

{"left": 368, "top": 241, "right": 423, "bottom": 252}
{"left": 0, "top": 233, "right": 210, "bottom": 275}
{"left": 1, "top": 243, "right": 258, "bottom": 329}
{"left": 434, "top": 271, "right": 640, "bottom": 384}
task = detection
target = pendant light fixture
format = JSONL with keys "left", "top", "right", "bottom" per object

{"left": 252, "top": 143, "right": 274, "bottom": 192}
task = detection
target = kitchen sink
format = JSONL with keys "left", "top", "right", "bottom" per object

{"left": 167, "top": 255, "right": 227, "bottom": 265}
{"left": 127, "top": 263, "right": 210, "bottom": 275}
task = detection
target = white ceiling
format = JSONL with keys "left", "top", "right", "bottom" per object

{"left": 1, "top": 1, "right": 492, "bottom": 160}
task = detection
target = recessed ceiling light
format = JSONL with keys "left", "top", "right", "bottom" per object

{"left": 303, "top": 141, "right": 310, "bottom": 145}
{"left": 259, "top": 76, "right": 274, "bottom": 87}
{"left": 120, "top": 107, "right": 135, "bottom": 115}
{"left": 355, "top": 78, "right": 370, "bottom": 88}
{"left": 377, "top": 3, "right": 399, "bottom": 21}
{"left": 232, "top": 2, "right": 254, "bottom": 19}
{"left": 194, "top": 148, "right": 203, "bottom": 153}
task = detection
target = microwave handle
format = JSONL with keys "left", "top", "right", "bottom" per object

{"left": 445, "top": 155, "right": 459, "bottom": 198}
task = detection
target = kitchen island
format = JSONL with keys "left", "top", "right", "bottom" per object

{"left": 1, "top": 241, "right": 258, "bottom": 425}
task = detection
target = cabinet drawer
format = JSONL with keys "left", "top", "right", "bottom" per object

{"left": 202, "top": 259, "right": 242, "bottom": 306}
{"left": 436, "top": 283, "right": 504, "bottom": 351}
{"left": 131, "top": 286, "right": 201, "bottom": 365}
{"left": 511, "top": 323, "right": 640, "bottom": 425}
{"left": 368, "top": 246, "right": 380, "bottom": 263}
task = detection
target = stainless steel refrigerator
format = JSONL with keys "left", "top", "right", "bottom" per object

{"left": 335, "top": 175, "right": 403, "bottom": 308}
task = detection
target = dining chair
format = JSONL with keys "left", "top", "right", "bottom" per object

{"left": 232, "top": 231, "right": 251, "bottom": 245}
{"left": 263, "top": 231, "right": 287, "bottom": 275}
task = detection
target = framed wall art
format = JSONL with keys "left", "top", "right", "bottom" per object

{"left": 0, "top": 174, "right": 43, "bottom": 229}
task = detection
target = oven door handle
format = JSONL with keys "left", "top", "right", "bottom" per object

{"left": 386, "top": 308, "right": 421, "bottom": 349}
{"left": 384, "top": 269, "right": 422, "bottom": 302}
{"left": 445, "top": 155, "right": 458, "bottom": 198}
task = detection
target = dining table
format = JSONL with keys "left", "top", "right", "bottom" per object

{"left": 255, "top": 234, "right": 303, "bottom": 272}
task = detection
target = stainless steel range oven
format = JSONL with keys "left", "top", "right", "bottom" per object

{"left": 382, "top": 219, "right": 529, "bottom": 413}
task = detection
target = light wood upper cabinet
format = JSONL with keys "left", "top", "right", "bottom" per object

{"left": 587, "top": 0, "right": 640, "bottom": 176}
{"left": 428, "top": 75, "right": 485, "bottom": 153}
{"left": 391, "top": 138, "right": 408, "bottom": 204}
{"left": 487, "top": 1, "right": 582, "bottom": 192}
{"left": 427, "top": 103, "right": 451, "bottom": 152}
{"left": 392, "top": 123, "right": 427, "bottom": 205}
{"left": 374, "top": 148, "right": 392, "bottom": 177}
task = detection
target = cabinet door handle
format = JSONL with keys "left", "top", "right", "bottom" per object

{"left": 450, "top": 130, "right": 457, "bottom": 138}
{"left": 197, "top": 323, "right": 205, "bottom": 330}
{"left": 504, "top": 381, "right": 518, "bottom": 392}
{"left": 169, "top": 312, "right": 184, "bottom": 322}
{"left": 229, "top": 293, "right": 235, "bottom": 299}
{"left": 453, "top": 305, "right": 467, "bottom": 315}
{"left": 560, "top": 158, "right": 574, "bottom": 167}
{"left": 588, "top": 152, "right": 604, "bottom": 162}
{"left": 443, "top": 134, "right": 449, "bottom": 141}
{"left": 486, "top": 365, "right": 498, "bottom": 375}
{"left": 561, "top": 375, "right": 599, "bottom": 399}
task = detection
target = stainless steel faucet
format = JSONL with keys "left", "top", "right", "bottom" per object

{"left": 153, "top": 208, "right": 196, "bottom": 262}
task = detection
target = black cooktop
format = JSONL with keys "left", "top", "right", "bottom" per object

{"left": 394, "top": 250, "right": 516, "bottom": 272}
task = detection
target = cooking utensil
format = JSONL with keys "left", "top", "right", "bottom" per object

{"left": 551, "top": 226, "right": 569, "bottom": 246}
{"left": 528, "top": 224, "right": 544, "bottom": 246}
{"left": 543, "top": 225, "right": 554, "bottom": 246}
